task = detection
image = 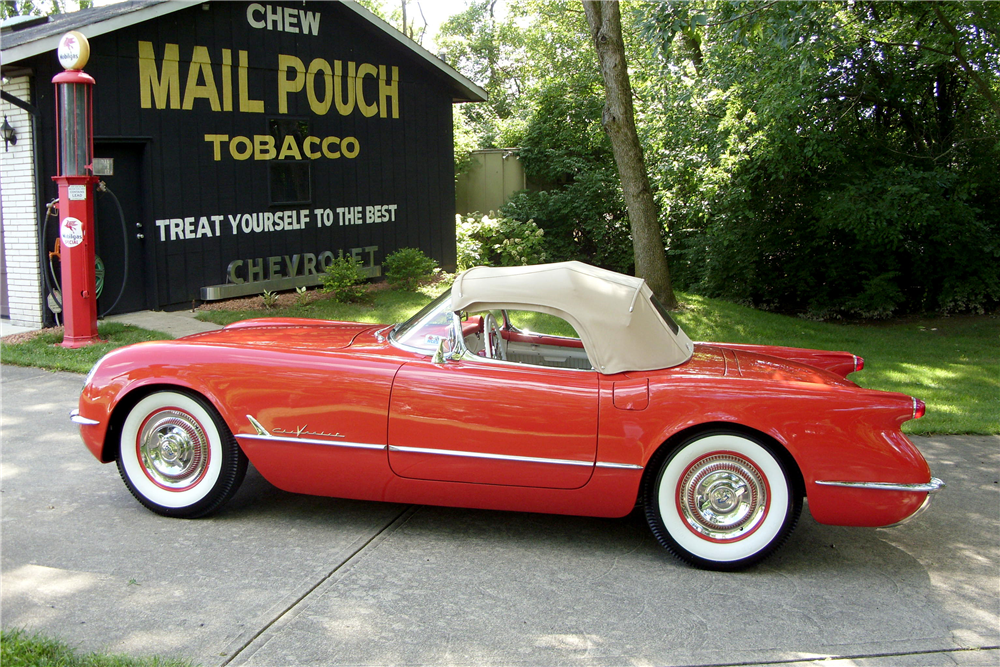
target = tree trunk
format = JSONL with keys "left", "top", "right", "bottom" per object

{"left": 582, "top": 0, "right": 678, "bottom": 308}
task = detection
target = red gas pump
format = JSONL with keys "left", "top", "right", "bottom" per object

{"left": 52, "top": 31, "right": 100, "bottom": 347}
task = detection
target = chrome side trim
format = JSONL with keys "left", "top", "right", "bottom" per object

{"left": 389, "top": 445, "right": 594, "bottom": 467}
{"left": 69, "top": 409, "right": 100, "bottom": 426}
{"left": 596, "top": 461, "right": 644, "bottom": 470}
{"left": 235, "top": 433, "right": 385, "bottom": 451}
{"left": 816, "top": 477, "right": 945, "bottom": 493}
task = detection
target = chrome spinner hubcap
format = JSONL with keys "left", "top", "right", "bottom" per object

{"left": 679, "top": 453, "right": 768, "bottom": 541}
{"left": 138, "top": 409, "right": 209, "bottom": 489}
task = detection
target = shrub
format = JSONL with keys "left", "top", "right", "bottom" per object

{"left": 383, "top": 248, "right": 439, "bottom": 290}
{"left": 456, "top": 212, "right": 547, "bottom": 270}
{"left": 260, "top": 289, "right": 278, "bottom": 309}
{"left": 322, "top": 256, "right": 369, "bottom": 303}
{"left": 295, "top": 285, "right": 309, "bottom": 307}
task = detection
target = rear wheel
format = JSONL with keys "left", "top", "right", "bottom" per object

{"left": 644, "top": 431, "right": 801, "bottom": 570}
{"left": 117, "top": 390, "right": 247, "bottom": 518}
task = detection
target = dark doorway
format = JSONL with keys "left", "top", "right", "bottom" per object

{"left": 93, "top": 142, "right": 149, "bottom": 315}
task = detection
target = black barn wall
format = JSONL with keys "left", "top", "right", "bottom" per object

{"left": 33, "top": 1, "right": 457, "bottom": 311}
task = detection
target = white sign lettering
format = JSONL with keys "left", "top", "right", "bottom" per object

{"left": 154, "top": 204, "right": 397, "bottom": 242}
{"left": 246, "top": 3, "right": 321, "bottom": 36}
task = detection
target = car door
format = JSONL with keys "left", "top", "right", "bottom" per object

{"left": 387, "top": 357, "right": 599, "bottom": 489}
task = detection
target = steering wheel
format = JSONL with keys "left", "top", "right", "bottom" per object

{"left": 483, "top": 312, "right": 507, "bottom": 361}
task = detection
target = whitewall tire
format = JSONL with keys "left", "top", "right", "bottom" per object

{"left": 117, "top": 390, "right": 247, "bottom": 518}
{"left": 645, "top": 431, "right": 802, "bottom": 570}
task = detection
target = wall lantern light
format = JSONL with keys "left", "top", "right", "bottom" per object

{"left": 1, "top": 116, "right": 16, "bottom": 151}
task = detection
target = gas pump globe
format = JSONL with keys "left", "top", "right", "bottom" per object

{"left": 52, "top": 30, "right": 101, "bottom": 347}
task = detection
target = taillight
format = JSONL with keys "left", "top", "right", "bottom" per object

{"left": 912, "top": 398, "right": 926, "bottom": 420}
{"left": 854, "top": 355, "right": 865, "bottom": 372}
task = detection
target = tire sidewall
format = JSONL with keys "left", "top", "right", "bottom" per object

{"left": 649, "top": 431, "right": 796, "bottom": 569}
{"left": 118, "top": 391, "right": 226, "bottom": 515}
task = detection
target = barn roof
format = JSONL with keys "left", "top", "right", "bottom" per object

{"left": 0, "top": 0, "right": 487, "bottom": 103}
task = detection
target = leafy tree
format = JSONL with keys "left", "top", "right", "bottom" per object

{"left": 444, "top": 0, "right": 998, "bottom": 316}
{"left": 637, "top": 1, "right": 999, "bottom": 316}
{"left": 583, "top": 0, "right": 677, "bottom": 307}
{"left": 502, "top": 78, "right": 634, "bottom": 273}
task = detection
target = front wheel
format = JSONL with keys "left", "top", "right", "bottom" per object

{"left": 117, "top": 390, "right": 247, "bottom": 518}
{"left": 644, "top": 431, "right": 802, "bottom": 570}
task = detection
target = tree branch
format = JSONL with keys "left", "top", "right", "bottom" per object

{"left": 872, "top": 39, "right": 953, "bottom": 58}
{"left": 932, "top": 4, "right": 1000, "bottom": 123}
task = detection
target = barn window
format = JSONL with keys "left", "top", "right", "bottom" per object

{"left": 268, "top": 118, "right": 312, "bottom": 206}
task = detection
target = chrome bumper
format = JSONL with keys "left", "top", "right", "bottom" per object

{"left": 815, "top": 477, "right": 945, "bottom": 493}
{"left": 69, "top": 409, "right": 100, "bottom": 426}
{"left": 816, "top": 477, "right": 945, "bottom": 527}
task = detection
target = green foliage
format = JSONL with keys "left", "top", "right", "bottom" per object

{"left": 0, "top": 628, "right": 193, "bottom": 666}
{"left": 383, "top": 248, "right": 439, "bottom": 290}
{"left": 635, "top": 0, "right": 1000, "bottom": 318}
{"left": 500, "top": 79, "right": 635, "bottom": 273}
{"left": 197, "top": 287, "right": 431, "bottom": 328}
{"left": 443, "top": 0, "right": 998, "bottom": 317}
{"left": 321, "top": 256, "right": 369, "bottom": 303}
{"left": 295, "top": 285, "right": 309, "bottom": 307}
{"left": 260, "top": 289, "right": 278, "bottom": 309}
{"left": 456, "top": 212, "right": 547, "bottom": 270}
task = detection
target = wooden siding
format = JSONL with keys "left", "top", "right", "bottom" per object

{"left": 32, "top": 1, "right": 457, "bottom": 309}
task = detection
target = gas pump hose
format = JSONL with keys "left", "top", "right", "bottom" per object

{"left": 39, "top": 181, "right": 130, "bottom": 321}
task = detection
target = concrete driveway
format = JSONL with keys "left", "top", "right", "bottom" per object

{"left": 1, "top": 364, "right": 997, "bottom": 666}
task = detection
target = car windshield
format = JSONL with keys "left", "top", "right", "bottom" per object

{"left": 390, "top": 290, "right": 455, "bottom": 354}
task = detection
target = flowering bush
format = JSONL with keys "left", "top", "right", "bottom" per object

{"left": 456, "top": 212, "right": 546, "bottom": 271}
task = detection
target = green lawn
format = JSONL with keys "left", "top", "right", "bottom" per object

{"left": 3, "top": 288, "right": 995, "bottom": 434}
{"left": 0, "top": 628, "right": 194, "bottom": 667}
{"left": 0, "top": 322, "right": 173, "bottom": 375}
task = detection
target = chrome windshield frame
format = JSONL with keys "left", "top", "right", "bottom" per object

{"left": 389, "top": 290, "right": 467, "bottom": 358}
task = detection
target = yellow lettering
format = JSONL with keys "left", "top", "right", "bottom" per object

{"left": 255, "top": 134, "right": 277, "bottom": 160}
{"left": 341, "top": 136, "right": 360, "bottom": 158}
{"left": 182, "top": 46, "right": 221, "bottom": 111}
{"left": 205, "top": 134, "right": 229, "bottom": 161}
{"left": 303, "top": 136, "right": 321, "bottom": 159}
{"left": 306, "top": 58, "right": 333, "bottom": 116}
{"left": 355, "top": 63, "right": 378, "bottom": 118}
{"left": 379, "top": 65, "right": 398, "bottom": 119}
{"left": 230, "top": 136, "right": 253, "bottom": 160}
{"left": 334, "top": 60, "right": 356, "bottom": 116}
{"left": 239, "top": 50, "right": 264, "bottom": 113}
{"left": 221, "top": 49, "right": 233, "bottom": 112}
{"left": 321, "top": 136, "right": 341, "bottom": 159}
{"left": 278, "top": 54, "right": 305, "bottom": 114}
{"left": 138, "top": 41, "right": 180, "bottom": 110}
{"left": 211, "top": 135, "right": 359, "bottom": 160}
{"left": 278, "top": 135, "right": 303, "bottom": 160}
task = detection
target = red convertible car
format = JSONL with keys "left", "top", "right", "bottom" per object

{"left": 73, "top": 262, "right": 943, "bottom": 569}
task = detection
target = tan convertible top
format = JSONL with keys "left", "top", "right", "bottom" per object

{"left": 451, "top": 261, "right": 694, "bottom": 374}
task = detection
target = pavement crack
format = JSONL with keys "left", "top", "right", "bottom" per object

{"left": 219, "top": 504, "right": 419, "bottom": 666}
{"left": 690, "top": 645, "right": 1000, "bottom": 667}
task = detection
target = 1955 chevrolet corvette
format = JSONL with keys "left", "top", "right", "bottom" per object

{"left": 73, "top": 261, "right": 943, "bottom": 569}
